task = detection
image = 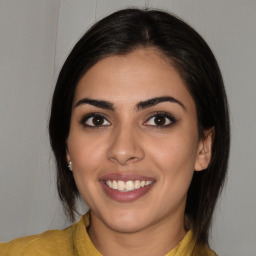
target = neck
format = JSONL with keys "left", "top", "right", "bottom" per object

{"left": 88, "top": 212, "right": 187, "bottom": 256}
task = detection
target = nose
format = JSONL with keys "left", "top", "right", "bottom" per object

{"left": 106, "top": 125, "right": 145, "bottom": 166}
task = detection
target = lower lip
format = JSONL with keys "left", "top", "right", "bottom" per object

{"left": 100, "top": 181, "right": 155, "bottom": 202}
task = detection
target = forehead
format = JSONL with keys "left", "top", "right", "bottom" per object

{"left": 74, "top": 48, "right": 194, "bottom": 109}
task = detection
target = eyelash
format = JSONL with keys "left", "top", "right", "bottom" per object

{"left": 80, "top": 112, "right": 176, "bottom": 129}
{"left": 144, "top": 111, "right": 176, "bottom": 128}
{"left": 80, "top": 113, "right": 111, "bottom": 129}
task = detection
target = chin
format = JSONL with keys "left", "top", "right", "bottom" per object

{"left": 107, "top": 219, "right": 148, "bottom": 234}
{"left": 103, "top": 210, "right": 152, "bottom": 234}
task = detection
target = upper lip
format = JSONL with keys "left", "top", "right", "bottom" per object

{"left": 99, "top": 173, "right": 155, "bottom": 182}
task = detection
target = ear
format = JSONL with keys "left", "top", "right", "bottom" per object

{"left": 66, "top": 148, "right": 73, "bottom": 171}
{"left": 194, "top": 127, "right": 214, "bottom": 172}
{"left": 66, "top": 143, "right": 70, "bottom": 162}
{"left": 66, "top": 150, "right": 71, "bottom": 162}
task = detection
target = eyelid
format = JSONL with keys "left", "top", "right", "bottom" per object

{"left": 144, "top": 111, "right": 176, "bottom": 127}
{"left": 80, "top": 113, "right": 111, "bottom": 128}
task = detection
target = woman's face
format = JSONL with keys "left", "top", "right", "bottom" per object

{"left": 67, "top": 48, "right": 209, "bottom": 233}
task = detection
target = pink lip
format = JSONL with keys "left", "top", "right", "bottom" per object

{"left": 99, "top": 173, "right": 155, "bottom": 202}
{"left": 99, "top": 173, "right": 154, "bottom": 182}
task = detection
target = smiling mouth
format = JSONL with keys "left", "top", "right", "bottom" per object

{"left": 105, "top": 180, "right": 153, "bottom": 192}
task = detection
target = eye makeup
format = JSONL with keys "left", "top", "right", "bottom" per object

{"left": 80, "top": 113, "right": 111, "bottom": 128}
{"left": 79, "top": 110, "right": 177, "bottom": 130}
{"left": 144, "top": 111, "right": 176, "bottom": 128}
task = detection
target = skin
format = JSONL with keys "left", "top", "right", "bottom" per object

{"left": 66, "top": 48, "right": 213, "bottom": 256}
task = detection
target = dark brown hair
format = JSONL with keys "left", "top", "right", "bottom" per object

{"left": 49, "top": 8, "right": 230, "bottom": 245}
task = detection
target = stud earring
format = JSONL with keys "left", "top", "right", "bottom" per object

{"left": 68, "top": 161, "right": 72, "bottom": 171}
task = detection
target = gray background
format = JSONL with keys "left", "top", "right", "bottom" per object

{"left": 0, "top": 1, "right": 255, "bottom": 255}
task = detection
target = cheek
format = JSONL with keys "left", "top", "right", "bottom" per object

{"left": 67, "top": 130, "right": 107, "bottom": 179}
{"left": 148, "top": 129, "right": 199, "bottom": 184}
{"left": 67, "top": 133, "right": 107, "bottom": 206}
{"left": 151, "top": 129, "right": 198, "bottom": 161}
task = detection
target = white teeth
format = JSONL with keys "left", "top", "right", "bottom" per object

{"left": 106, "top": 180, "right": 112, "bottom": 187}
{"left": 126, "top": 181, "right": 134, "bottom": 191}
{"left": 112, "top": 180, "right": 118, "bottom": 190}
{"left": 117, "top": 180, "right": 126, "bottom": 191}
{"left": 134, "top": 180, "right": 141, "bottom": 189}
{"left": 105, "top": 179, "right": 153, "bottom": 192}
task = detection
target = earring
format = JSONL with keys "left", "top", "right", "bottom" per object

{"left": 68, "top": 161, "right": 72, "bottom": 171}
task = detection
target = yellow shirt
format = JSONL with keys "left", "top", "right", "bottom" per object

{"left": 0, "top": 212, "right": 217, "bottom": 256}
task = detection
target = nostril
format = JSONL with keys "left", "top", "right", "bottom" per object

{"left": 129, "top": 156, "right": 138, "bottom": 161}
{"left": 106, "top": 130, "right": 145, "bottom": 165}
{"left": 108, "top": 154, "right": 139, "bottom": 166}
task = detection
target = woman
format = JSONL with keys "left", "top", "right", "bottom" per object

{"left": 0, "top": 8, "right": 230, "bottom": 256}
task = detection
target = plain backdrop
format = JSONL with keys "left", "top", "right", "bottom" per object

{"left": 0, "top": 1, "right": 256, "bottom": 255}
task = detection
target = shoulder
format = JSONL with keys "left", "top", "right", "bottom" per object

{"left": 0, "top": 225, "right": 75, "bottom": 256}
{"left": 192, "top": 243, "right": 218, "bottom": 256}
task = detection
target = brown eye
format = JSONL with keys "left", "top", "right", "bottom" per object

{"left": 83, "top": 114, "right": 111, "bottom": 127}
{"left": 92, "top": 116, "right": 104, "bottom": 126}
{"left": 154, "top": 116, "right": 168, "bottom": 126}
{"left": 144, "top": 113, "right": 175, "bottom": 127}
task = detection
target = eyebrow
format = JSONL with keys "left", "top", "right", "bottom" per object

{"left": 74, "top": 98, "right": 115, "bottom": 110}
{"left": 74, "top": 96, "right": 185, "bottom": 111}
{"left": 136, "top": 96, "right": 186, "bottom": 111}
